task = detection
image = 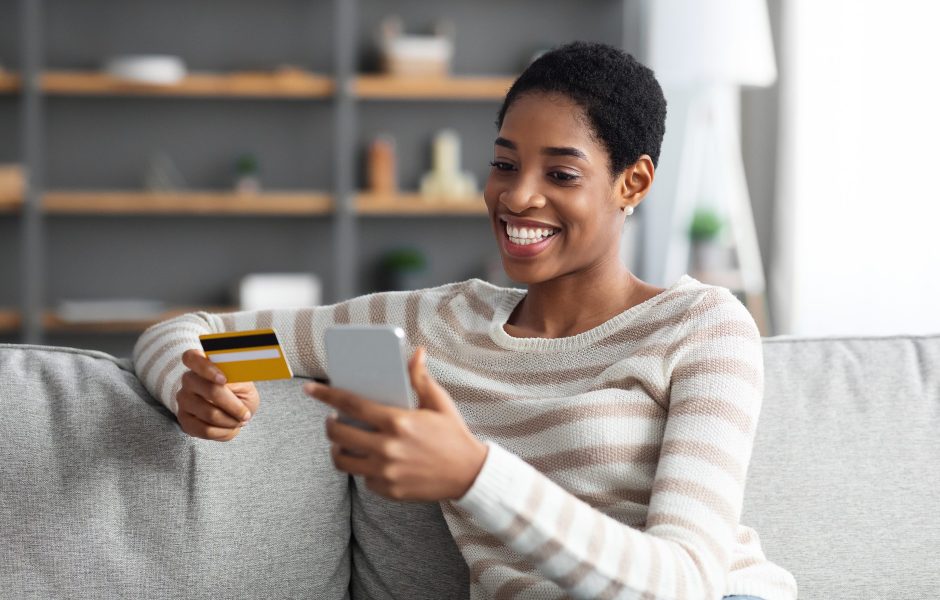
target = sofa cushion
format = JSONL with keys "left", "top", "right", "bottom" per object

{"left": 0, "top": 344, "right": 350, "bottom": 599}
{"left": 742, "top": 334, "right": 940, "bottom": 598}
{"left": 349, "top": 478, "right": 469, "bottom": 599}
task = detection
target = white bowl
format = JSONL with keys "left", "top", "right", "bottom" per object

{"left": 104, "top": 55, "right": 187, "bottom": 85}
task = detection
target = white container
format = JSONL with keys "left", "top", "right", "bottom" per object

{"left": 237, "top": 273, "right": 322, "bottom": 311}
{"left": 104, "top": 55, "right": 187, "bottom": 85}
{"left": 382, "top": 37, "right": 453, "bottom": 76}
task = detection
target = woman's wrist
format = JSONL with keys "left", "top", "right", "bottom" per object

{"left": 452, "top": 436, "right": 489, "bottom": 500}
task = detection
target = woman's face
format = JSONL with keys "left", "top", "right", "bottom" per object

{"left": 484, "top": 92, "right": 629, "bottom": 285}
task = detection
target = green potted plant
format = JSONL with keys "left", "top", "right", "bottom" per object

{"left": 688, "top": 206, "right": 728, "bottom": 273}
{"left": 380, "top": 247, "right": 428, "bottom": 291}
{"left": 234, "top": 153, "right": 260, "bottom": 195}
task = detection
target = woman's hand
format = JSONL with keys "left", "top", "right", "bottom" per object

{"left": 177, "top": 349, "right": 259, "bottom": 441}
{"left": 305, "top": 346, "right": 488, "bottom": 502}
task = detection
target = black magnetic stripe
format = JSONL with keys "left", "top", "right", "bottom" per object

{"left": 200, "top": 333, "right": 279, "bottom": 352}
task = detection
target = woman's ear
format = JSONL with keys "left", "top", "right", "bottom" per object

{"left": 617, "top": 155, "right": 655, "bottom": 211}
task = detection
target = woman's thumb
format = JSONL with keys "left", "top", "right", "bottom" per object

{"left": 409, "top": 347, "right": 455, "bottom": 414}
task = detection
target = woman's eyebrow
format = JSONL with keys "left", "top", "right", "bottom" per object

{"left": 494, "top": 137, "right": 516, "bottom": 150}
{"left": 494, "top": 137, "right": 588, "bottom": 161}
{"left": 542, "top": 146, "right": 588, "bottom": 160}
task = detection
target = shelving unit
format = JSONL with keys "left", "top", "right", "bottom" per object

{"left": 1, "top": 0, "right": 642, "bottom": 355}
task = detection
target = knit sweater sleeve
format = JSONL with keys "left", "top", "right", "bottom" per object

{"left": 132, "top": 298, "right": 374, "bottom": 416}
{"left": 453, "top": 289, "right": 766, "bottom": 600}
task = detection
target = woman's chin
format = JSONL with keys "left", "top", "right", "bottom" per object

{"left": 501, "top": 261, "right": 553, "bottom": 286}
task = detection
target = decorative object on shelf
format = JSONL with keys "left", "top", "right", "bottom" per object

{"left": 651, "top": 0, "right": 776, "bottom": 334}
{"left": 103, "top": 55, "right": 187, "bottom": 85}
{"left": 367, "top": 134, "right": 398, "bottom": 195}
{"left": 236, "top": 273, "right": 321, "bottom": 310}
{"left": 419, "top": 129, "right": 477, "bottom": 201}
{"left": 57, "top": 299, "right": 167, "bottom": 323}
{"left": 688, "top": 205, "right": 731, "bottom": 273}
{"left": 234, "top": 153, "right": 261, "bottom": 195}
{"left": 143, "top": 151, "right": 187, "bottom": 192}
{"left": 379, "top": 247, "right": 428, "bottom": 291}
{"left": 0, "top": 164, "right": 25, "bottom": 205}
{"left": 378, "top": 15, "right": 455, "bottom": 77}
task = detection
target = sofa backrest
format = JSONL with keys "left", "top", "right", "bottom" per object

{"left": 742, "top": 334, "right": 940, "bottom": 599}
{"left": 0, "top": 344, "right": 351, "bottom": 599}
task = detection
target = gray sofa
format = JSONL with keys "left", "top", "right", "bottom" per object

{"left": 1, "top": 334, "right": 938, "bottom": 599}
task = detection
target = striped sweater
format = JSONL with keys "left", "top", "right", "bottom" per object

{"left": 133, "top": 274, "right": 798, "bottom": 600}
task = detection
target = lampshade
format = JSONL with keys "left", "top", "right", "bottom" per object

{"left": 648, "top": 0, "right": 777, "bottom": 87}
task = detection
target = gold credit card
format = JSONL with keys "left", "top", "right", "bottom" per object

{"left": 198, "top": 328, "right": 293, "bottom": 382}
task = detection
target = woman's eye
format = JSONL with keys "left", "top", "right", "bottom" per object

{"left": 548, "top": 171, "right": 578, "bottom": 183}
{"left": 489, "top": 160, "right": 515, "bottom": 171}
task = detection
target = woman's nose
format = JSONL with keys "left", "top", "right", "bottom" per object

{"left": 499, "top": 176, "right": 546, "bottom": 212}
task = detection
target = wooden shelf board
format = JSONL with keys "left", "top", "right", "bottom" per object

{"left": 0, "top": 194, "right": 23, "bottom": 213}
{"left": 0, "top": 72, "right": 20, "bottom": 93}
{"left": 43, "top": 191, "right": 334, "bottom": 215}
{"left": 0, "top": 309, "right": 21, "bottom": 333}
{"left": 41, "top": 70, "right": 335, "bottom": 98}
{"left": 353, "top": 75, "right": 515, "bottom": 100}
{"left": 43, "top": 306, "right": 237, "bottom": 334}
{"left": 356, "top": 192, "right": 488, "bottom": 216}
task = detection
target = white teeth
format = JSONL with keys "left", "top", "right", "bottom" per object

{"left": 504, "top": 220, "right": 558, "bottom": 245}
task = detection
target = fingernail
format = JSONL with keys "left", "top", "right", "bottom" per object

{"left": 215, "top": 373, "right": 227, "bottom": 385}
{"left": 304, "top": 382, "right": 318, "bottom": 395}
{"left": 242, "top": 411, "right": 251, "bottom": 422}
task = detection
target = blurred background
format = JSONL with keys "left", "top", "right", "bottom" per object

{"left": 0, "top": 0, "right": 937, "bottom": 357}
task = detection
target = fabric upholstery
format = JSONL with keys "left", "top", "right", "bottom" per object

{"left": 1, "top": 334, "right": 938, "bottom": 599}
{"left": 0, "top": 344, "right": 350, "bottom": 599}
{"left": 742, "top": 334, "right": 940, "bottom": 599}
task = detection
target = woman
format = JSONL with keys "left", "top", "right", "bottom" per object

{"left": 134, "top": 42, "right": 796, "bottom": 600}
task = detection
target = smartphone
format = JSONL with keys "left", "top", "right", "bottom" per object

{"left": 324, "top": 325, "right": 412, "bottom": 429}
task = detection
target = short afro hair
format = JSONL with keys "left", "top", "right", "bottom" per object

{"left": 496, "top": 41, "right": 667, "bottom": 175}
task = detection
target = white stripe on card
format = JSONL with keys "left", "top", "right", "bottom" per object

{"left": 208, "top": 348, "right": 281, "bottom": 363}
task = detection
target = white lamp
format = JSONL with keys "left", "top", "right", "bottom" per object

{"left": 649, "top": 0, "right": 776, "bottom": 87}
{"left": 649, "top": 0, "right": 776, "bottom": 333}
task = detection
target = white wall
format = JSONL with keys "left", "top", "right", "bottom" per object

{"left": 774, "top": 0, "right": 940, "bottom": 336}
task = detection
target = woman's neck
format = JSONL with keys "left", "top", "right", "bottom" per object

{"left": 505, "top": 262, "right": 650, "bottom": 339}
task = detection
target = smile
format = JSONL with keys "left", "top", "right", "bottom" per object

{"left": 499, "top": 217, "right": 561, "bottom": 257}
{"left": 504, "top": 220, "right": 559, "bottom": 244}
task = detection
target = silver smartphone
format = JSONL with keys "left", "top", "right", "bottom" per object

{"left": 324, "top": 325, "right": 412, "bottom": 429}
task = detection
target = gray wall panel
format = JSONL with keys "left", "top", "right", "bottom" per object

{"left": 0, "top": 3, "right": 18, "bottom": 66}
{"left": 44, "top": 98, "right": 334, "bottom": 189}
{"left": 44, "top": 0, "right": 334, "bottom": 72}
{"left": 358, "top": 0, "right": 622, "bottom": 73}
{"left": 0, "top": 219, "right": 19, "bottom": 305}
{"left": 0, "top": 98, "right": 18, "bottom": 163}
{"left": 356, "top": 215, "right": 497, "bottom": 294}
{"left": 44, "top": 216, "right": 334, "bottom": 306}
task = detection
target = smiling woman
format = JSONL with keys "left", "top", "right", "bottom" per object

{"left": 133, "top": 42, "right": 797, "bottom": 600}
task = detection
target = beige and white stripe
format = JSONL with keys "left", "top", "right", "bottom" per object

{"left": 132, "top": 276, "right": 797, "bottom": 600}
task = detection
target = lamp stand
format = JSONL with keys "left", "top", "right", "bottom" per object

{"left": 662, "top": 86, "right": 770, "bottom": 335}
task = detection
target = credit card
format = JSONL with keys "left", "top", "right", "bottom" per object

{"left": 198, "top": 328, "right": 293, "bottom": 382}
